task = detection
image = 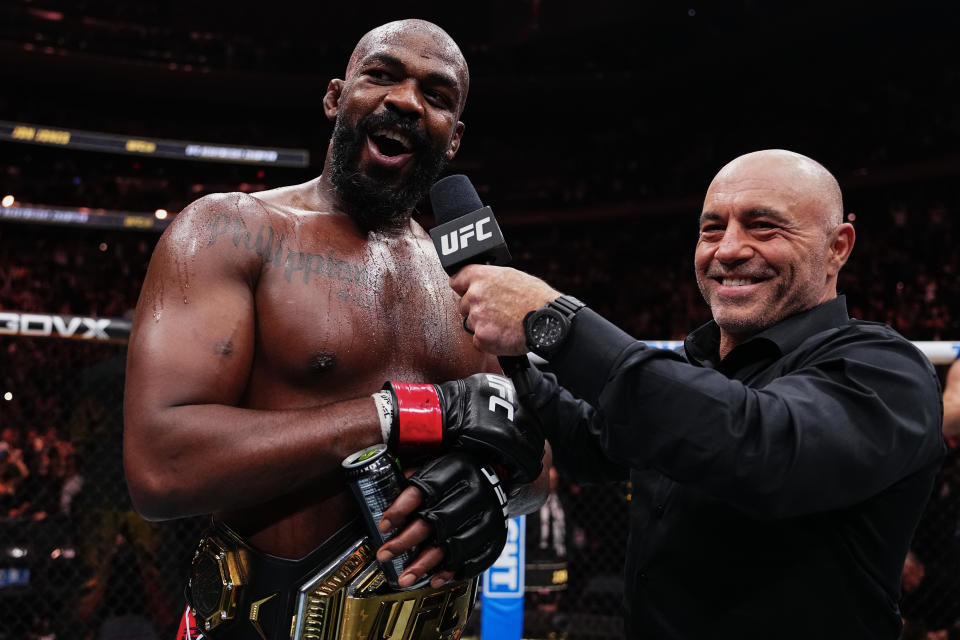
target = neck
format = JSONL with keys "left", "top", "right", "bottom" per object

{"left": 718, "top": 334, "right": 739, "bottom": 360}
{"left": 315, "top": 167, "right": 342, "bottom": 210}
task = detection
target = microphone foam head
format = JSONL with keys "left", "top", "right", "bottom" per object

{"left": 430, "top": 174, "right": 483, "bottom": 224}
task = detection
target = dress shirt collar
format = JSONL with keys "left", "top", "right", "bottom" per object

{"left": 685, "top": 295, "right": 851, "bottom": 368}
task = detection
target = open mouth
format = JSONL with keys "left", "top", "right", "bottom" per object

{"left": 369, "top": 128, "right": 413, "bottom": 157}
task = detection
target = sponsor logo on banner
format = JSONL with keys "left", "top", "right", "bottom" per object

{"left": 0, "top": 312, "right": 115, "bottom": 340}
{"left": 483, "top": 516, "right": 525, "bottom": 598}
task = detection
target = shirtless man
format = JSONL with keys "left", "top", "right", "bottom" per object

{"left": 123, "top": 19, "right": 547, "bottom": 640}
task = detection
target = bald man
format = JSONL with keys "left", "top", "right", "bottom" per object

{"left": 124, "top": 20, "right": 548, "bottom": 640}
{"left": 451, "top": 150, "right": 946, "bottom": 638}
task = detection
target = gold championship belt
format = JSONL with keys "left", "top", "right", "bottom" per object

{"left": 186, "top": 520, "right": 478, "bottom": 640}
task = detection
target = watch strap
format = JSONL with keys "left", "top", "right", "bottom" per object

{"left": 546, "top": 295, "right": 586, "bottom": 319}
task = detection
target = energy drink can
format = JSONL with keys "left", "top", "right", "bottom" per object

{"left": 342, "top": 444, "right": 416, "bottom": 587}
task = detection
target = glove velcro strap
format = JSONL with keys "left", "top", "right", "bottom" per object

{"left": 388, "top": 382, "right": 443, "bottom": 451}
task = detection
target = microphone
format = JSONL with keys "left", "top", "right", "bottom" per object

{"left": 428, "top": 175, "right": 511, "bottom": 272}
{"left": 428, "top": 174, "right": 532, "bottom": 389}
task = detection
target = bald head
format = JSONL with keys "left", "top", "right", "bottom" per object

{"left": 710, "top": 149, "right": 844, "bottom": 230}
{"left": 696, "top": 149, "right": 856, "bottom": 357}
{"left": 346, "top": 19, "right": 470, "bottom": 111}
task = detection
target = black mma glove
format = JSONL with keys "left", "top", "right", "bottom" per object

{"left": 378, "top": 373, "right": 544, "bottom": 484}
{"left": 408, "top": 452, "right": 508, "bottom": 580}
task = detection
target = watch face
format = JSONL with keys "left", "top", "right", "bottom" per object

{"left": 531, "top": 313, "right": 565, "bottom": 347}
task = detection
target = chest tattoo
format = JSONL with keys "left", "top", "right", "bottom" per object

{"left": 208, "top": 214, "right": 383, "bottom": 303}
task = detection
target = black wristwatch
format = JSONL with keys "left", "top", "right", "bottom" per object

{"left": 523, "top": 295, "right": 586, "bottom": 359}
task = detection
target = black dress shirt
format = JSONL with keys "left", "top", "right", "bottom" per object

{"left": 530, "top": 296, "right": 945, "bottom": 639}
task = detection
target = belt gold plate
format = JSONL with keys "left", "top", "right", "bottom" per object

{"left": 292, "top": 541, "right": 477, "bottom": 640}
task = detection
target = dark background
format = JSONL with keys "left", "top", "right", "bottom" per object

{"left": 1, "top": 2, "right": 959, "bottom": 639}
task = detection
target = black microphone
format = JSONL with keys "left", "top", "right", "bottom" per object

{"left": 428, "top": 174, "right": 532, "bottom": 389}
{"left": 429, "top": 175, "right": 512, "bottom": 272}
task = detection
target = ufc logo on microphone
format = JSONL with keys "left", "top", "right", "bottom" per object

{"left": 485, "top": 374, "right": 515, "bottom": 421}
{"left": 439, "top": 217, "right": 492, "bottom": 255}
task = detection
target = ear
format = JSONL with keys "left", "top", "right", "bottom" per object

{"left": 826, "top": 222, "right": 855, "bottom": 275}
{"left": 323, "top": 79, "right": 344, "bottom": 121}
{"left": 444, "top": 121, "right": 466, "bottom": 161}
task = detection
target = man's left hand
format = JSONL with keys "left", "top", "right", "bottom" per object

{"left": 450, "top": 265, "right": 559, "bottom": 356}
{"left": 375, "top": 453, "right": 508, "bottom": 587}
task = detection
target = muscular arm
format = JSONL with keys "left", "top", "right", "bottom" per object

{"left": 123, "top": 194, "right": 381, "bottom": 520}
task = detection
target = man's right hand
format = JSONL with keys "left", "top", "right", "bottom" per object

{"left": 380, "top": 373, "right": 544, "bottom": 484}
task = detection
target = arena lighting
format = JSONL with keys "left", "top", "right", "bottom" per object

{"left": 1, "top": 120, "right": 309, "bottom": 167}
{"left": 28, "top": 8, "right": 63, "bottom": 21}
{"left": 1, "top": 195, "right": 13, "bottom": 207}
{"left": 155, "top": 208, "right": 169, "bottom": 220}
{"left": 3, "top": 392, "right": 12, "bottom": 401}
{"left": 98, "top": 242, "right": 108, "bottom": 252}
{"left": 1, "top": 204, "right": 170, "bottom": 231}
{"left": 6, "top": 547, "right": 27, "bottom": 559}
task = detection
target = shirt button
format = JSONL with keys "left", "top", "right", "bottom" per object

{"left": 655, "top": 504, "right": 665, "bottom": 518}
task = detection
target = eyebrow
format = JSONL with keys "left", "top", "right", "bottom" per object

{"left": 699, "top": 207, "right": 791, "bottom": 227}
{"left": 361, "top": 52, "right": 461, "bottom": 92}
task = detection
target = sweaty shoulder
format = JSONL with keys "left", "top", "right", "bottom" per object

{"left": 164, "top": 191, "right": 278, "bottom": 250}
{"left": 159, "top": 184, "right": 327, "bottom": 280}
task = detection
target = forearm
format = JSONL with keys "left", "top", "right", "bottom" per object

{"left": 123, "top": 396, "right": 382, "bottom": 520}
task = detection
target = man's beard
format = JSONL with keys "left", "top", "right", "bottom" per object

{"left": 328, "top": 111, "right": 448, "bottom": 233}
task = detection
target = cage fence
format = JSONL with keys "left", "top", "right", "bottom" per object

{"left": 0, "top": 339, "right": 957, "bottom": 640}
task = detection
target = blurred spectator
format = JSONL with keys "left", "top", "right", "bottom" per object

{"left": 943, "top": 359, "right": 960, "bottom": 440}
{"left": 68, "top": 354, "right": 173, "bottom": 635}
{"left": 898, "top": 362, "right": 960, "bottom": 638}
{"left": 525, "top": 467, "right": 571, "bottom": 636}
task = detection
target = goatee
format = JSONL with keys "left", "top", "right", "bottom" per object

{"left": 328, "top": 111, "right": 448, "bottom": 233}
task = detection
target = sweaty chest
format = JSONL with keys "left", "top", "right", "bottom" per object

{"left": 251, "top": 241, "right": 479, "bottom": 398}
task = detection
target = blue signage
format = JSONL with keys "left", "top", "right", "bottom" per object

{"left": 481, "top": 515, "right": 525, "bottom": 639}
{"left": 0, "top": 568, "right": 30, "bottom": 588}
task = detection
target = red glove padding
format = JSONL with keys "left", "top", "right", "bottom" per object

{"left": 383, "top": 373, "right": 544, "bottom": 484}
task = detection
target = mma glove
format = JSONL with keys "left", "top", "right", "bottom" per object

{"left": 376, "top": 373, "right": 544, "bottom": 484}
{"left": 408, "top": 452, "right": 508, "bottom": 580}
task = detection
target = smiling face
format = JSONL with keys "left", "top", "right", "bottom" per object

{"left": 323, "top": 20, "right": 468, "bottom": 231}
{"left": 694, "top": 150, "right": 854, "bottom": 357}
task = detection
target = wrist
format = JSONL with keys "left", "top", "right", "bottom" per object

{"left": 370, "top": 391, "right": 394, "bottom": 444}
{"left": 382, "top": 381, "right": 444, "bottom": 453}
{"left": 523, "top": 295, "right": 587, "bottom": 359}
